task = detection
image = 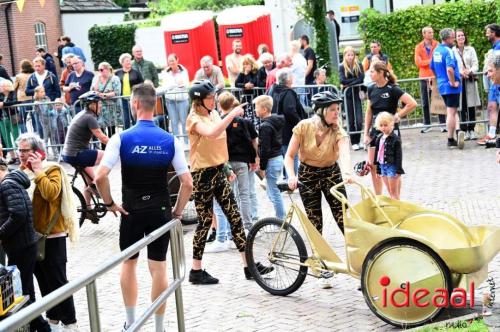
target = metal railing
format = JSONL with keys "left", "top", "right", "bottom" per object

{"left": 341, "top": 73, "right": 491, "bottom": 136}
{"left": 0, "top": 219, "right": 186, "bottom": 332}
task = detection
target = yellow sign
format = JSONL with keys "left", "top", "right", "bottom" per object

{"left": 340, "top": 5, "right": 360, "bottom": 13}
{"left": 16, "top": 0, "right": 25, "bottom": 12}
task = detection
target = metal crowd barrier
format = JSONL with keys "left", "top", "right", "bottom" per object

{"left": 342, "top": 72, "right": 491, "bottom": 136}
{"left": 0, "top": 219, "right": 186, "bottom": 332}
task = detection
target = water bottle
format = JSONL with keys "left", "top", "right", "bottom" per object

{"left": 7, "top": 266, "right": 22, "bottom": 298}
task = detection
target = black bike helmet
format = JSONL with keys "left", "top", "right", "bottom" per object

{"left": 78, "top": 90, "right": 102, "bottom": 103}
{"left": 311, "top": 90, "right": 343, "bottom": 111}
{"left": 189, "top": 80, "right": 216, "bottom": 101}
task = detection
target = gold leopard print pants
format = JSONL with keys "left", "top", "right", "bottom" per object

{"left": 191, "top": 165, "right": 246, "bottom": 260}
{"left": 298, "top": 163, "right": 346, "bottom": 234}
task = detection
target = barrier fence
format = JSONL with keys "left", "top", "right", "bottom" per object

{"left": 0, "top": 219, "right": 186, "bottom": 332}
{"left": 0, "top": 77, "right": 494, "bottom": 159}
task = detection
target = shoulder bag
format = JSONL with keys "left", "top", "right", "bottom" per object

{"left": 36, "top": 208, "right": 61, "bottom": 261}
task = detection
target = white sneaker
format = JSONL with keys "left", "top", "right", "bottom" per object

{"left": 49, "top": 321, "right": 61, "bottom": 332}
{"left": 60, "top": 323, "right": 79, "bottom": 332}
{"left": 259, "top": 178, "right": 267, "bottom": 190}
{"left": 358, "top": 143, "right": 365, "bottom": 149}
{"left": 317, "top": 277, "right": 333, "bottom": 289}
{"left": 464, "top": 131, "right": 470, "bottom": 141}
{"left": 352, "top": 144, "right": 360, "bottom": 151}
{"left": 469, "top": 130, "right": 478, "bottom": 140}
{"left": 204, "top": 240, "right": 229, "bottom": 253}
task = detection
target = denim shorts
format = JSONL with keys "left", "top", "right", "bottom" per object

{"left": 62, "top": 149, "right": 98, "bottom": 167}
{"left": 379, "top": 163, "right": 398, "bottom": 177}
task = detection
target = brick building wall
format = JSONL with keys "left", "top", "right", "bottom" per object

{"left": 1, "top": 0, "right": 63, "bottom": 76}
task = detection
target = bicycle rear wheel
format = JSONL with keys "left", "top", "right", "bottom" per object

{"left": 72, "top": 187, "right": 86, "bottom": 227}
{"left": 245, "top": 218, "right": 308, "bottom": 296}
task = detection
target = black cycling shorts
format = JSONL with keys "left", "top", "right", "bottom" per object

{"left": 119, "top": 209, "right": 171, "bottom": 261}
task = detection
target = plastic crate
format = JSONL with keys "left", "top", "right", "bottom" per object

{"left": 0, "top": 272, "right": 15, "bottom": 316}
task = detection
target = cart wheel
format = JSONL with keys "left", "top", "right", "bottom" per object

{"left": 361, "top": 239, "right": 451, "bottom": 328}
{"left": 245, "top": 218, "right": 308, "bottom": 296}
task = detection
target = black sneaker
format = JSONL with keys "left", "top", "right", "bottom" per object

{"left": 447, "top": 139, "right": 458, "bottom": 148}
{"left": 244, "top": 262, "right": 275, "bottom": 280}
{"left": 189, "top": 269, "right": 219, "bottom": 284}
{"left": 206, "top": 229, "right": 216, "bottom": 243}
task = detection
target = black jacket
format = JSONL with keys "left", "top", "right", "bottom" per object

{"left": 26, "top": 71, "right": 61, "bottom": 101}
{"left": 259, "top": 115, "right": 285, "bottom": 170}
{"left": 374, "top": 132, "right": 404, "bottom": 175}
{"left": 0, "top": 91, "right": 19, "bottom": 120}
{"left": 222, "top": 114, "right": 258, "bottom": 164}
{"left": 115, "top": 68, "right": 144, "bottom": 94}
{"left": 270, "top": 84, "right": 306, "bottom": 145}
{"left": 339, "top": 63, "right": 364, "bottom": 97}
{"left": 235, "top": 71, "right": 259, "bottom": 94}
{"left": 0, "top": 170, "right": 38, "bottom": 254}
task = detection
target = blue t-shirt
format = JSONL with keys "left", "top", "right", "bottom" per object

{"left": 493, "top": 40, "right": 500, "bottom": 51}
{"left": 430, "top": 43, "right": 461, "bottom": 96}
{"left": 65, "top": 70, "right": 94, "bottom": 104}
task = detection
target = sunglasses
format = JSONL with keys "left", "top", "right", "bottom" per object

{"left": 98, "top": 68, "right": 106, "bottom": 72}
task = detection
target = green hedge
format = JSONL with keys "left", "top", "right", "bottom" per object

{"left": 358, "top": 0, "right": 498, "bottom": 79}
{"left": 88, "top": 24, "right": 137, "bottom": 70}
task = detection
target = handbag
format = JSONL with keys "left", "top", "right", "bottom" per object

{"left": 36, "top": 208, "right": 61, "bottom": 262}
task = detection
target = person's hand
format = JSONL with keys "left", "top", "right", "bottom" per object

{"left": 258, "top": 169, "right": 265, "bottom": 179}
{"left": 249, "top": 162, "right": 258, "bottom": 171}
{"left": 394, "top": 113, "right": 401, "bottom": 123}
{"left": 496, "top": 150, "right": 500, "bottom": 164}
{"left": 288, "top": 176, "right": 298, "bottom": 191}
{"left": 230, "top": 106, "right": 244, "bottom": 118}
{"left": 27, "top": 151, "right": 43, "bottom": 173}
{"left": 450, "top": 81, "right": 459, "bottom": 88}
{"left": 363, "top": 135, "right": 372, "bottom": 146}
{"left": 107, "top": 202, "right": 129, "bottom": 217}
{"left": 244, "top": 82, "right": 254, "bottom": 89}
{"left": 227, "top": 171, "right": 236, "bottom": 182}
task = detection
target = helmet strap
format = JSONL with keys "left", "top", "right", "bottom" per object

{"left": 201, "top": 100, "right": 212, "bottom": 113}
{"left": 317, "top": 108, "right": 332, "bottom": 128}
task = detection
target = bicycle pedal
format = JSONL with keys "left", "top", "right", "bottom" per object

{"left": 320, "top": 271, "right": 334, "bottom": 279}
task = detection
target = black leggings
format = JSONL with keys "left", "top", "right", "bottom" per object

{"left": 191, "top": 165, "right": 246, "bottom": 260}
{"left": 298, "top": 163, "right": 346, "bottom": 234}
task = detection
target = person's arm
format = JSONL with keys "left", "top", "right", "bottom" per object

{"left": 258, "top": 125, "right": 272, "bottom": 171}
{"left": 192, "top": 106, "right": 244, "bottom": 139}
{"left": 394, "top": 137, "right": 404, "bottom": 174}
{"left": 170, "top": 138, "right": 193, "bottom": 219}
{"left": 339, "top": 65, "right": 358, "bottom": 86}
{"left": 235, "top": 73, "right": 245, "bottom": 89}
{"left": 95, "top": 134, "right": 128, "bottom": 216}
{"left": 396, "top": 93, "right": 417, "bottom": 121}
{"left": 496, "top": 150, "right": 500, "bottom": 164}
{"left": 25, "top": 76, "right": 35, "bottom": 96}
{"left": 215, "top": 67, "right": 225, "bottom": 89}
{"left": 28, "top": 156, "right": 62, "bottom": 201}
{"left": 0, "top": 185, "right": 28, "bottom": 239}
{"left": 362, "top": 57, "right": 370, "bottom": 72}
{"left": 282, "top": 92, "right": 301, "bottom": 125}
{"left": 445, "top": 52, "right": 459, "bottom": 87}
{"left": 91, "top": 128, "right": 109, "bottom": 144}
{"left": 363, "top": 100, "right": 373, "bottom": 146}
{"left": 226, "top": 56, "right": 239, "bottom": 76}
{"left": 151, "top": 63, "right": 159, "bottom": 88}
{"left": 415, "top": 45, "right": 431, "bottom": 68}
{"left": 337, "top": 136, "right": 353, "bottom": 183}
{"left": 305, "top": 59, "right": 314, "bottom": 79}
{"left": 470, "top": 47, "right": 479, "bottom": 73}
{"left": 285, "top": 133, "right": 300, "bottom": 190}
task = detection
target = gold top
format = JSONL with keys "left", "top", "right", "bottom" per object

{"left": 186, "top": 109, "right": 228, "bottom": 170}
{"left": 292, "top": 118, "right": 348, "bottom": 168}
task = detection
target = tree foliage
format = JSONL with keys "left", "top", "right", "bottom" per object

{"left": 149, "top": 0, "right": 264, "bottom": 17}
{"left": 88, "top": 24, "right": 137, "bottom": 70}
{"left": 358, "top": 0, "right": 498, "bottom": 79}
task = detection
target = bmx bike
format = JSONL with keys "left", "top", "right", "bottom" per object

{"left": 245, "top": 180, "right": 500, "bottom": 328}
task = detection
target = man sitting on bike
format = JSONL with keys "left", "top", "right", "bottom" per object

{"left": 62, "top": 91, "right": 109, "bottom": 207}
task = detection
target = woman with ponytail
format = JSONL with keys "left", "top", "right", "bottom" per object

{"left": 363, "top": 62, "right": 416, "bottom": 198}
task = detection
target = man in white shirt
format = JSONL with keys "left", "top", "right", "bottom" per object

{"left": 225, "top": 40, "right": 243, "bottom": 86}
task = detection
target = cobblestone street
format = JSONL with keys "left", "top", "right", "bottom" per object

{"left": 59, "top": 128, "right": 500, "bottom": 331}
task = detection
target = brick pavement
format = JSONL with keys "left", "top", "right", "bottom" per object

{"left": 56, "top": 129, "right": 500, "bottom": 332}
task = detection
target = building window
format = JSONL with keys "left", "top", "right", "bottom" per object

{"left": 34, "top": 22, "right": 48, "bottom": 51}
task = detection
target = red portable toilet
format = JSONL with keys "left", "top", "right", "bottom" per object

{"left": 216, "top": 6, "right": 274, "bottom": 77}
{"left": 162, "top": 11, "right": 218, "bottom": 81}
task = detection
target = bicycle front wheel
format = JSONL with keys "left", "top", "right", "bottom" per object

{"left": 246, "top": 217, "right": 308, "bottom": 296}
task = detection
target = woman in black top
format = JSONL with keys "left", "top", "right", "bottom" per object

{"left": 339, "top": 46, "right": 364, "bottom": 150}
{"left": 235, "top": 54, "right": 260, "bottom": 120}
{"left": 363, "top": 62, "right": 416, "bottom": 195}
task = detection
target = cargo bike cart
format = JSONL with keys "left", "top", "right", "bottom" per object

{"left": 245, "top": 180, "right": 500, "bottom": 328}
